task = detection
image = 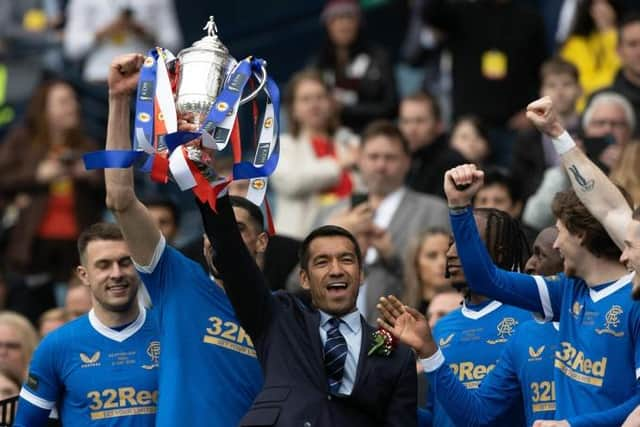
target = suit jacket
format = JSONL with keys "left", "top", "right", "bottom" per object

{"left": 198, "top": 196, "right": 417, "bottom": 427}
{"left": 317, "top": 188, "right": 450, "bottom": 323}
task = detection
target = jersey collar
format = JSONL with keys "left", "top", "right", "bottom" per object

{"left": 461, "top": 300, "right": 503, "bottom": 320}
{"left": 589, "top": 272, "right": 635, "bottom": 303}
{"left": 88, "top": 305, "right": 146, "bottom": 343}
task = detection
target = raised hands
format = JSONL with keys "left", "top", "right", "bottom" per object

{"left": 377, "top": 295, "right": 437, "bottom": 359}
{"left": 526, "top": 96, "right": 566, "bottom": 138}
{"left": 108, "top": 53, "right": 145, "bottom": 97}
{"left": 443, "top": 164, "right": 485, "bottom": 208}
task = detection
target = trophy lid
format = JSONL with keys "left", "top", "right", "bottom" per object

{"left": 179, "top": 16, "right": 229, "bottom": 57}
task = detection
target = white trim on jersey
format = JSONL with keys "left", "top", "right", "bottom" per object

{"left": 461, "top": 300, "right": 502, "bottom": 320}
{"left": 589, "top": 272, "right": 635, "bottom": 302}
{"left": 552, "top": 322, "right": 560, "bottom": 331}
{"left": 88, "top": 306, "right": 146, "bottom": 343}
{"left": 20, "top": 387, "right": 55, "bottom": 410}
{"left": 420, "top": 348, "right": 446, "bottom": 373}
{"left": 133, "top": 235, "right": 167, "bottom": 274}
{"left": 533, "top": 275, "right": 554, "bottom": 322}
{"left": 636, "top": 367, "right": 640, "bottom": 379}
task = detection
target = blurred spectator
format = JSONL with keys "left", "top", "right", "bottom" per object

{"left": 582, "top": 91, "right": 635, "bottom": 169}
{"left": 400, "top": 91, "right": 465, "bottom": 198}
{"left": 524, "top": 226, "right": 563, "bottom": 275}
{"left": 402, "top": 228, "right": 452, "bottom": 313}
{"left": 63, "top": 0, "right": 181, "bottom": 83}
{"left": 511, "top": 58, "right": 582, "bottom": 200}
{"left": 310, "top": 0, "right": 397, "bottom": 132}
{"left": 474, "top": 168, "right": 523, "bottom": 219}
{"left": 560, "top": 0, "right": 624, "bottom": 111}
{"left": 143, "top": 196, "right": 180, "bottom": 245}
{"left": 424, "top": 0, "right": 546, "bottom": 165}
{"left": 0, "top": 311, "right": 38, "bottom": 381}
{"left": 449, "top": 115, "right": 491, "bottom": 165}
{"left": 0, "top": 366, "right": 20, "bottom": 400}
{"left": 610, "top": 140, "right": 640, "bottom": 206}
{"left": 271, "top": 69, "right": 359, "bottom": 240}
{"left": 473, "top": 167, "right": 537, "bottom": 242}
{"left": 37, "top": 307, "right": 68, "bottom": 337}
{"left": 321, "top": 120, "right": 449, "bottom": 323}
{"left": 0, "top": 80, "right": 104, "bottom": 322}
{"left": 426, "top": 288, "right": 462, "bottom": 329}
{"left": 63, "top": 277, "right": 91, "bottom": 319}
{"left": 590, "top": 13, "right": 640, "bottom": 137}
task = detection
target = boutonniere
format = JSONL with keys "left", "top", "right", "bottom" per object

{"left": 367, "top": 328, "right": 396, "bottom": 357}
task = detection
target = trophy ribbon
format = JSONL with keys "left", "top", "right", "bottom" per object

{"left": 84, "top": 18, "right": 281, "bottom": 213}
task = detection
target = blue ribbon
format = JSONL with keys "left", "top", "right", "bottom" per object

{"left": 83, "top": 54, "right": 281, "bottom": 190}
{"left": 232, "top": 75, "right": 280, "bottom": 179}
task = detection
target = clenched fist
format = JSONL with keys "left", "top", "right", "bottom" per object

{"left": 108, "top": 53, "right": 145, "bottom": 98}
{"left": 526, "top": 96, "right": 566, "bottom": 138}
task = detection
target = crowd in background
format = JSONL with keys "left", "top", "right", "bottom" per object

{"left": 0, "top": 0, "right": 640, "bottom": 417}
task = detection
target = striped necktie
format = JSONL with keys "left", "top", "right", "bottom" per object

{"left": 324, "top": 317, "right": 347, "bottom": 395}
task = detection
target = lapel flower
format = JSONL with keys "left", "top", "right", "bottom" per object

{"left": 368, "top": 327, "right": 396, "bottom": 357}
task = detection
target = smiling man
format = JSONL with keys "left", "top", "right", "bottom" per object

{"left": 442, "top": 161, "right": 640, "bottom": 426}
{"left": 14, "top": 223, "right": 158, "bottom": 427}
{"left": 197, "top": 196, "right": 417, "bottom": 426}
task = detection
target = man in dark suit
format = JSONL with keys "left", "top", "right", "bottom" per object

{"left": 198, "top": 195, "right": 417, "bottom": 427}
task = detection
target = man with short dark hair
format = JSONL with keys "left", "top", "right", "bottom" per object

{"left": 399, "top": 91, "right": 465, "bottom": 197}
{"left": 322, "top": 119, "right": 449, "bottom": 323}
{"left": 198, "top": 195, "right": 417, "bottom": 426}
{"left": 15, "top": 222, "right": 159, "bottom": 426}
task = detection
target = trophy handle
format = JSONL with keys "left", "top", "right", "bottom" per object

{"left": 239, "top": 65, "right": 267, "bottom": 105}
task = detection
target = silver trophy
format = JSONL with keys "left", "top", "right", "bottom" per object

{"left": 175, "top": 16, "right": 266, "bottom": 127}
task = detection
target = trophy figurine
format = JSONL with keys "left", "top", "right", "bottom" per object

{"left": 175, "top": 16, "right": 266, "bottom": 127}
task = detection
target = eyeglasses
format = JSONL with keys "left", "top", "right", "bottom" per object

{"left": 590, "top": 119, "right": 629, "bottom": 130}
{"left": 0, "top": 342, "right": 22, "bottom": 351}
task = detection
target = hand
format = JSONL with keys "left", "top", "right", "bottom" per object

{"left": 70, "top": 159, "right": 95, "bottom": 180}
{"left": 443, "top": 164, "right": 484, "bottom": 207}
{"left": 622, "top": 404, "right": 640, "bottom": 427}
{"left": 532, "top": 420, "right": 570, "bottom": 427}
{"left": 336, "top": 142, "right": 358, "bottom": 170}
{"left": 96, "top": 16, "right": 131, "bottom": 42}
{"left": 108, "top": 53, "right": 145, "bottom": 98}
{"left": 598, "top": 143, "right": 622, "bottom": 169}
{"left": 591, "top": 1, "right": 616, "bottom": 32}
{"left": 507, "top": 110, "right": 533, "bottom": 131}
{"left": 369, "top": 225, "right": 395, "bottom": 262}
{"left": 377, "top": 295, "right": 437, "bottom": 358}
{"left": 35, "top": 158, "right": 68, "bottom": 184}
{"left": 526, "top": 96, "right": 565, "bottom": 138}
{"left": 328, "top": 203, "right": 374, "bottom": 236}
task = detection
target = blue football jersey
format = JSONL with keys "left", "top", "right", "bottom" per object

{"left": 431, "top": 300, "right": 532, "bottom": 426}
{"left": 502, "top": 320, "right": 559, "bottom": 424}
{"left": 424, "top": 320, "right": 558, "bottom": 426}
{"left": 450, "top": 208, "right": 640, "bottom": 424}
{"left": 136, "top": 238, "right": 262, "bottom": 427}
{"left": 534, "top": 273, "right": 640, "bottom": 419}
{"left": 16, "top": 309, "right": 158, "bottom": 426}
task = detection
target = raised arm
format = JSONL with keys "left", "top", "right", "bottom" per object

{"left": 526, "top": 96, "right": 632, "bottom": 250}
{"left": 197, "top": 196, "right": 274, "bottom": 340}
{"left": 103, "top": 53, "right": 162, "bottom": 266}
{"left": 443, "top": 165, "right": 562, "bottom": 318}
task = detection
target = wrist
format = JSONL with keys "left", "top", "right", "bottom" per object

{"left": 418, "top": 340, "right": 438, "bottom": 359}
{"left": 551, "top": 130, "right": 576, "bottom": 155}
